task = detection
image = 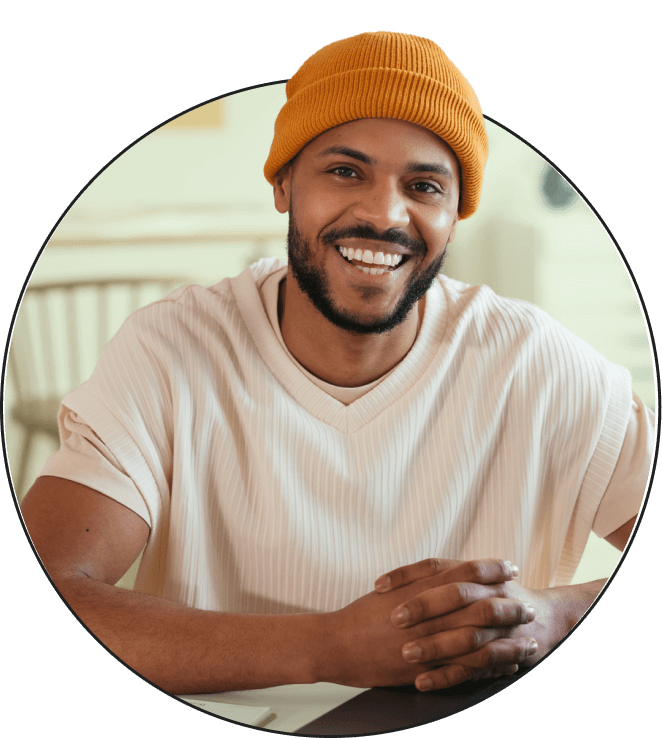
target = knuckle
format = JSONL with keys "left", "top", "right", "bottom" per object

{"left": 478, "top": 558, "right": 509, "bottom": 583}
{"left": 426, "top": 558, "right": 443, "bottom": 575}
{"left": 479, "top": 643, "right": 500, "bottom": 667}
{"left": 467, "top": 559, "right": 484, "bottom": 581}
{"left": 449, "top": 664, "right": 475, "bottom": 686}
{"left": 413, "top": 600, "right": 428, "bottom": 622}
{"left": 484, "top": 598, "right": 504, "bottom": 623}
{"left": 492, "top": 582, "right": 508, "bottom": 599}
{"left": 409, "top": 597, "right": 427, "bottom": 622}
{"left": 435, "top": 664, "right": 474, "bottom": 689}
{"left": 427, "top": 638, "right": 443, "bottom": 661}
{"left": 452, "top": 582, "right": 470, "bottom": 607}
{"left": 465, "top": 626, "right": 483, "bottom": 650}
{"left": 391, "top": 567, "right": 406, "bottom": 585}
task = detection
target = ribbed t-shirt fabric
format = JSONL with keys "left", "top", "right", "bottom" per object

{"left": 40, "top": 258, "right": 646, "bottom": 614}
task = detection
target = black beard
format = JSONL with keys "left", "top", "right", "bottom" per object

{"left": 286, "top": 216, "right": 448, "bottom": 336}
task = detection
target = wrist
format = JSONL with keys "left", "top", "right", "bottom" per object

{"left": 306, "top": 610, "right": 345, "bottom": 685}
{"left": 561, "top": 579, "right": 608, "bottom": 635}
{"left": 546, "top": 578, "right": 608, "bottom": 642}
{"left": 284, "top": 612, "right": 329, "bottom": 684}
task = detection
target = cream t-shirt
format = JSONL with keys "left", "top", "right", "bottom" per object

{"left": 39, "top": 259, "right": 652, "bottom": 610}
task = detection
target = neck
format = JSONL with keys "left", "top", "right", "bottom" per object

{"left": 278, "top": 273, "right": 424, "bottom": 388}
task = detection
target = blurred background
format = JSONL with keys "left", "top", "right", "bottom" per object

{"left": 5, "top": 83, "right": 655, "bottom": 588}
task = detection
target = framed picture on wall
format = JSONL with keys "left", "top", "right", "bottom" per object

{"left": 162, "top": 99, "right": 224, "bottom": 130}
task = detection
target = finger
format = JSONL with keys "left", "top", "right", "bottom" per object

{"left": 415, "top": 662, "right": 518, "bottom": 692}
{"left": 447, "top": 637, "right": 539, "bottom": 671}
{"left": 437, "top": 559, "right": 520, "bottom": 587}
{"left": 401, "top": 626, "right": 516, "bottom": 664}
{"left": 413, "top": 597, "right": 535, "bottom": 636}
{"left": 374, "top": 558, "right": 461, "bottom": 592}
{"left": 472, "top": 664, "right": 519, "bottom": 681}
{"left": 415, "top": 664, "right": 475, "bottom": 692}
{"left": 375, "top": 558, "right": 518, "bottom": 593}
{"left": 414, "top": 638, "right": 537, "bottom": 691}
{"left": 392, "top": 581, "right": 505, "bottom": 627}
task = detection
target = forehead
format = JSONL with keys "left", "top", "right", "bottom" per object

{"left": 299, "top": 118, "right": 460, "bottom": 176}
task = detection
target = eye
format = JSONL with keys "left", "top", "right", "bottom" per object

{"left": 329, "top": 166, "right": 358, "bottom": 178}
{"left": 411, "top": 181, "right": 442, "bottom": 194}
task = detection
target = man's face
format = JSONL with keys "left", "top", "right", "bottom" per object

{"left": 273, "top": 118, "right": 461, "bottom": 335}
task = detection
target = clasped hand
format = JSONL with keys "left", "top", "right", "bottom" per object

{"left": 328, "top": 558, "right": 552, "bottom": 692}
{"left": 374, "top": 558, "right": 557, "bottom": 691}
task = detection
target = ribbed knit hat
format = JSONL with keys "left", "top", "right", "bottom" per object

{"left": 264, "top": 31, "right": 488, "bottom": 219}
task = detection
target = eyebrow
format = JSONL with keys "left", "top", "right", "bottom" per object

{"left": 316, "top": 146, "right": 454, "bottom": 179}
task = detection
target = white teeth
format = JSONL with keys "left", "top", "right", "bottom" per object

{"left": 338, "top": 246, "right": 405, "bottom": 271}
{"left": 356, "top": 265, "right": 387, "bottom": 275}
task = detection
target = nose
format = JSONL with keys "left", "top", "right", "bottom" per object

{"left": 351, "top": 178, "right": 410, "bottom": 232}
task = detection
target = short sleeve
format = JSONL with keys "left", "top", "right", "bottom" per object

{"left": 592, "top": 394, "right": 656, "bottom": 538}
{"left": 38, "top": 404, "right": 152, "bottom": 525}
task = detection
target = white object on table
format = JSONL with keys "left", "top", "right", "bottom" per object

{"left": 182, "top": 699, "right": 272, "bottom": 726}
{"left": 178, "top": 682, "right": 367, "bottom": 732}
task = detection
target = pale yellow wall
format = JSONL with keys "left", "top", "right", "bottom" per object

{"left": 7, "top": 84, "right": 654, "bottom": 587}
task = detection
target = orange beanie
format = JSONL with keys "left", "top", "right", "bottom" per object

{"left": 264, "top": 31, "right": 488, "bottom": 219}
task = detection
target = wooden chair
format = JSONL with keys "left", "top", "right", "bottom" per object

{"left": 8, "top": 277, "right": 187, "bottom": 502}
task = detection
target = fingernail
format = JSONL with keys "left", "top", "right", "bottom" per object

{"left": 524, "top": 605, "right": 536, "bottom": 622}
{"left": 527, "top": 639, "right": 538, "bottom": 656}
{"left": 391, "top": 606, "right": 410, "bottom": 626}
{"left": 402, "top": 644, "right": 422, "bottom": 662}
{"left": 374, "top": 575, "right": 391, "bottom": 592}
{"left": 506, "top": 561, "right": 519, "bottom": 577}
{"left": 416, "top": 677, "right": 433, "bottom": 691}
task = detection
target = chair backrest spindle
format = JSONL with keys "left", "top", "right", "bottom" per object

{"left": 64, "top": 285, "right": 81, "bottom": 390}
{"left": 97, "top": 282, "right": 110, "bottom": 361}
{"left": 9, "top": 277, "right": 185, "bottom": 402}
{"left": 36, "top": 289, "right": 58, "bottom": 398}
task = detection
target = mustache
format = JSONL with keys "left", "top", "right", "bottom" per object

{"left": 321, "top": 225, "right": 426, "bottom": 255}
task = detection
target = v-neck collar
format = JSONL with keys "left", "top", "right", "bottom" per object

{"left": 231, "top": 259, "right": 449, "bottom": 433}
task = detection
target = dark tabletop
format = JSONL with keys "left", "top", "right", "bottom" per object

{"left": 295, "top": 669, "right": 527, "bottom": 735}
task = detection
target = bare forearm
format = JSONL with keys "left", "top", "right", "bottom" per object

{"left": 55, "top": 574, "right": 328, "bottom": 695}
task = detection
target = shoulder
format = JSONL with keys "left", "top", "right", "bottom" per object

{"left": 438, "top": 273, "right": 559, "bottom": 333}
{"left": 126, "top": 256, "right": 286, "bottom": 333}
{"left": 435, "top": 274, "right": 630, "bottom": 405}
{"left": 127, "top": 278, "right": 234, "bottom": 332}
{"left": 96, "top": 258, "right": 287, "bottom": 376}
{"left": 437, "top": 273, "right": 600, "bottom": 357}
{"left": 116, "top": 260, "right": 268, "bottom": 347}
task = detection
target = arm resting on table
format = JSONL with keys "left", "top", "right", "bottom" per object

{"left": 21, "top": 477, "right": 324, "bottom": 694}
{"left": 21, "top": 477, "right": 537, "bottom": 695}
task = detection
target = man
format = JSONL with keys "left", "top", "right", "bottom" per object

{"left": 21, "top": 32, "right": 651, "bottom": 696}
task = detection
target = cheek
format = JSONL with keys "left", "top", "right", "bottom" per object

{"left": 293, "top": 188, "right": 343, "bottom": 233}
{"left": 418, "top": 211, "right": 457, "bottom": 253}
{"left": 312, "top": 211, "right": 354, "bottom": 246}
{"left": 430, "top": 205, "right": 458, "bottom": 239}
{"left": 434, "top": 209, "right": 458, "bottom": 233}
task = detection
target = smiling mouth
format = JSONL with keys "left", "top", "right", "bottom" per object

{"left": 336, "top": 245, "right": 409, "bottom": 275}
